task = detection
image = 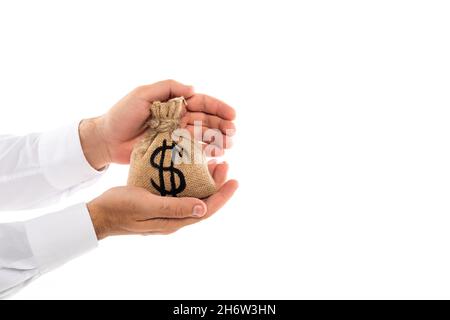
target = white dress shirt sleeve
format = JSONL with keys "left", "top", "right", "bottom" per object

{"left": 0, "top": 121, "right": 105, "bottom": 210}
{"left": 0, "top": 122, "right": 105, "bottom": 298}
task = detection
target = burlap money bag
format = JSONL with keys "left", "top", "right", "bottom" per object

{"left": 127, "top": 97, "right": 217, "bottom": 199}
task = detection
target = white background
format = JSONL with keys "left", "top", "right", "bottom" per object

{"left": 1, "top": 0, "right": 450, "bottom": 299}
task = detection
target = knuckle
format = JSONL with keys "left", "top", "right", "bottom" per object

{"left": 158, "top": 197, "right": 171, "bottom": 214}
{"left": 201, "top": 94, "right": 207, "bottom": 107}
{"left": 174, "top": 202, "right": 187, "bottom": 217}
{"left": 164, "top": 79, "right": 176, "bottom": 86}
{"left": 157, "top": 198, "right": 191, "bottom": 218}
{"left": 133, "top": 85, "right": 146, "bottom": 95}
{"left": 161, "top": 198, "right": 188, "bottom": 218}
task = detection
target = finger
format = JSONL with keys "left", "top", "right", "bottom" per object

{"left": 142, "top": 230, "right": 177, "bottom": 236}
{"left": 186, "top": 94, "right": 236, "bottom": 120}
{"left": 182, "top": 112, "right": 236, "bottom": 134}
{"left": 185, "top": 126, "right": 233, "bottom": 149}
{"left": 132, "top": 220, "right": 176, "bottom": 234}
{"left": 212, "top": 162, "right": 228, "bottom": 187}
{"left": 164, "top": 180, "right": 239, "bottom": 230}
{"left": 137, "top": 196, "right": 207, "bottom": 220}
{"left": 134, "top": 79, "right": 195, "bottom": 102}
{"left": 208, "top": 161, "right": 229, "bottom": 187}
{"left": 208, "top": 160, "right": 225, "bottom": 180}
{"left": 204, "top": 179, "right": 239, "bottom": 216}
{"left": 202, "top": 143, "right": 225, "bottom": 157}
{"left": 208, "top": 159, "right": 218, "bottom": 173}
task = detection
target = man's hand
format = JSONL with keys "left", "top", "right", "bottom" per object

{"left": 87, "top": 162, "right": 238, "bottom": 240}
{"left": 79, "top": 79, "right": 236, "bottom": 170}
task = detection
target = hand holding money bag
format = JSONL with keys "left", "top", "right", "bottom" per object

{"left": 127, "top": 97, "right": 217, "bottom": 198}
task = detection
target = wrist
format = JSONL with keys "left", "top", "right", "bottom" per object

{"left": 79, "top": 117, "right": 111, "bottom": 170}
{"left": 86, "top": 200, "right": 109, "bottom": 240}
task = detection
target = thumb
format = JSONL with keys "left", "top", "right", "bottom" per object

{"left": 150, "top": 196, "right": 207, "bottom": 219}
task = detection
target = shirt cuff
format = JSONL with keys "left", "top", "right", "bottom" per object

{"left": 24, "top": 203, "right": 98, "bottom": 273}
{"left": 38, "top": 121, "right": 106, "bottom": 190}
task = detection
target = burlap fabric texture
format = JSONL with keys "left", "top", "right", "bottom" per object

{"left": 127, "top": 97, "right": 217, "bottom": 199}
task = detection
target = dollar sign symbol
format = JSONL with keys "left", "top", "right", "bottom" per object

{"left": 150, "top": 139, "right": 186, "bottom": 197}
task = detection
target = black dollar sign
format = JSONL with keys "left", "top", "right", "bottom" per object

{"left": 150, "top": 139, "right": 186, "bottom": 197}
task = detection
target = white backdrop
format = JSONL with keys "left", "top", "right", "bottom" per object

{"left": 1, "top": 0, "right": 450, "bottom": 299}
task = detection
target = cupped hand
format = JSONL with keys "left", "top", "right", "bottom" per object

{"left": 87, "top": 162, "right": 238, "bottom": 240}
{"left": 79, "top": 80, "right": 236, "bottom": 170}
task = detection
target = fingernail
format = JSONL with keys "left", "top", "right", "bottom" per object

{"left": 192, "top": 205, "right": 206, "bottom": 217}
